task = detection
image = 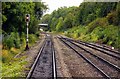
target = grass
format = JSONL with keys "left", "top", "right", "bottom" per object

{"left": 2, "top": 34, "right": 39, "bottom": 77}
{"left": 1, "top": 48, "right": 27, "bottom": 78}
{"left": 2, "top": 57, "right": 27, "bottom": 77}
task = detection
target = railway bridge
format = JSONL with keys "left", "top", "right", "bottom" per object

{"left": 38, "top": 23, "right": 49, "bottom": 31}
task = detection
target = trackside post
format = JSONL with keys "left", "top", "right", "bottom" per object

{"left": 25, "top": 14, "right": 30, "bottom": 50}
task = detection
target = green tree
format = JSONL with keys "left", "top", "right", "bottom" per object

{"left": 2, "top": 2, "right": 48, "bottom": 49}
{"left": 63, "top": 13, "right": 73, "bottom": 29}
{"left": 56, "top": 17, "right": 63, "bottom": 31}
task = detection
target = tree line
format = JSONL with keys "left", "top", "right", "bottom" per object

{"left": 41, "top": 2, "right": 120, "bottom": 49}
{"left": 2, "top": 2, "right": 47, "bottom": 49}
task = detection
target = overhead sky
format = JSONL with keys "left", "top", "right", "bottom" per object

{"left": 41, "top": 0, "right": 84, "bottom": 14}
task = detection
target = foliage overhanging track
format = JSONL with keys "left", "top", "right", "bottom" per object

{"left": 57, "top": 36, "right": 111, "bottom": 79}
{"left": 27, "top": 35, "right": 57, "bottom": 79}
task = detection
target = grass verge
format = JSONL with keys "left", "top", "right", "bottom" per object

{"left": 2, "top": 34, "right": 39, "bottom": 77}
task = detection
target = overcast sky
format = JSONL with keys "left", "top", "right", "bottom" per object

{"left": 41, "top": 0, "right": 84, "bottom": 14}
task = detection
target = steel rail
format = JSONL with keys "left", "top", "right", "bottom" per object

{"left": 51, "top": 38, "right": 57, "bottom": 79}
{"left": 58, "top": 37, "right": 111, "bottom": 79}
{"left": 61, "top": 36, "right": 120, "bottom": 54}
{"left": 65, "top": 38, "right": 120, "bottom": 60}
{"left": 76, "top": 40, "right": 120, "bottom": 56}
{"left": 79, "top": 40, "right": 120, "bottom": 55}
{"left": 26, "top": 38, "right": 47, "bottom": 79}
{"left": 67, "top": 39, "right": 120, "bottom": 72}
{"left": 27, "top": 36, "right": 57, "bottom": 79}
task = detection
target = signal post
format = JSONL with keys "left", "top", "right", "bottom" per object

{"left": 25, "top": 14, "right": 30, "bottom": 50}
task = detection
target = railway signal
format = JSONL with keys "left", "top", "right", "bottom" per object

{"left": 25, "top": 14, "right": 30, "bottom": 50}
{"left": 25, "top": 14, "right": 30, "bottom": 22}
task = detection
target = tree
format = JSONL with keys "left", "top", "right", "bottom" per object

{"left": 56, "top": 17, "right": 63, "bottom": 31}
{"left": 2, "top": 2, "right": 48, "bottom": 34}
{"left": 49, "top": 17, "right": 58, "bottom": 31}
{"left": 63, "top": 13, "right": 73, "bottom": 29}
{"left": 2, "top": 2, "right": 48, "bottom": 49}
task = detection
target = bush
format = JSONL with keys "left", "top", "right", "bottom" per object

{"left": 73, "top": 32, "right": 80, "bottom": 39}
{"left": 64, "top": 24, "right": 120, "bottom": 49}
{"left": 14, "top": 33, "right": 20, "bottom": 48}
{"left": 29, "top": 34, "right": 37, "bottom": 44}
{"left": 3, "top": 32, "right": 21, "bottom": 49}
{"left": 20, "top": 38, "right": 26, "bottom": 47}
{"left": 87, "top": 18, "right": 109, "bottom": 33}
{"left": 106, "top": 11, "right": 118, "bottom": 25}
{"left": 2, "top": 50, "right": 12, "bottom": 63}
{"left": 3, "top": 35, "right": 14, "bottom": 49}
{"left": 91, "top": 27, "right": 104, "bottom": 40}
{"left": 35, "top": 31, "right": 40, "bottom": 37}
{"left": 10, "top": 32, "right": 21, "bottom": 48}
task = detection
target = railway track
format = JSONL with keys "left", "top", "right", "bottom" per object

{"left": 87, "top": 42, "right": 120, "bottom": 55}
{"left": 68, "top": 38, "right": 120, "bottom": 60}
{"left": 63, "top": 37, "right": 120, "bottom": 55}
{"left": 58, "top": 36, "right": 120, "bottom": 78}
{"left": 62, "top": 36, "right": 120, "bottom": 66}
{"left": 27, "top": 35, "right": 57, "bottom": 79}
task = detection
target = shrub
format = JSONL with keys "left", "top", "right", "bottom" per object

{"left": 73, "top": 32, "right": 80, "bottom": 39}
{"left": 106, "top": 11, "right": 118, "bottom": 25}
{"left": 91, "top": 27, "right": 104, "bottom": 40}
{"left": 14, "top": 33, "right": 20, "bottom": 48}
{"left": 3, "top": 32, "right": 21, "bottom": 49}
{"left": 2, "top": 50, "right": 12, "bottom": 63}
{"left": 3, "top": 35, "right": 15, "bottom": 49}
{"left": 56, "top": 17, "right": 64, "bottom": 31}
{"left": 35, "top": 31, "right": 40, "bottom": 37}
{"left": 10, "top": 32, "right": 21, "bottom": 48}
{"left": 29, "top": 34, "right": 37, "bottom": 44}
{"left": 10, "top": 47, "right": 20, "bottom": 56}
{"left": 20, "top": 38, "right": 26, "bottom": 47}
{"left": 87, "top": 18, "right": 109, "bottom": 33}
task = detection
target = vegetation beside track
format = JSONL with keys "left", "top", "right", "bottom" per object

{"left": 64, "top": 25, "right": 119, "bottom": 49}
{"left": 1, "top": 2, "right": 47, "bottom": 77}
{"left": 41, "top": 2, "right": 120, "bottom": 49}
{"left": 2, "top": 33, "right": 40, "bottom": 77}
{"left": 1, "top": 1, "right": 120, "bottom": 77}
